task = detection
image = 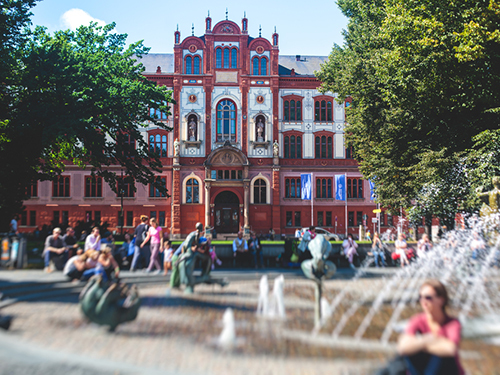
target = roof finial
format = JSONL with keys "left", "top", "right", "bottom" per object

{"left": 176, "top": 24, "right": 179, "bottom": 31}
{"left": 244, "top": 11, "right": 246, "bottom": 18}
{"left": 226, "top": 8, "right": 228, "bottom": 20}
{"left": 192, "top": 23, "right": 194, "bottom": 36}
{"left": 208, "top": 10, "right": 210, "bottom": 17}
{"left": 259, "top": 24, "right": 262, "bottom": 37}
{"left": 274, "top": 26, "right": 276, "bottom": 33}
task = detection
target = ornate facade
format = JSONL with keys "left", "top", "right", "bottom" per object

{"left": 20, "top": 16, "right": 385, "bottom": 238}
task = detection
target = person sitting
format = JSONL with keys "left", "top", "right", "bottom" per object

{"left": 370, "top": 232, "right": 387, "bottom": 267}
{"left": 233, "top": 232, "right": 249, "bottom": 267}
{"left": 398, "top": 279, "right": 464, "bottom": 375}
{"left": 307, "top": 226, "right": 317, "bottom": 239}
{"left": 42, "top": 227, "right": 66, "bottom": 273}
{"left": 249, "top": 232, "right": 264, "bottom": 269}
{"left": 394, "top": 233, "right": 410, "bottom": 267}
{"left": 97, "top": 247, "right": 120, "bottom": 281}
{"left": 117, "top": 233, "right": 133, "bottom": 268}
{"left": 163, "top": 240, "right": 174, "bottom": 276}
{"left": 62, "top": 227, "right": 80, "bottom": 259}
{"left": 417, "top": 234, "right": 433, "bottom": 257}
{"left": 84, "top": 227, "right": 101, "bottom": 252}
{"left": 63, "top": 252, "right": 89, "bottom": 281}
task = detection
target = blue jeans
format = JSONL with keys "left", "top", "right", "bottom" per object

{"left": 251, "top": 249, "right": 264, "bottom": 267}
{"left": 373, "top": 250, "right": 386, "bottom": 267}
{"left": 130, "top": 245, "right": 150, "bottom": 270}
{"left": 44, "top": 250, "right": 67, "bottom": 268}
{"left": 405, "top": 352, "right": 459, "bottom": 375}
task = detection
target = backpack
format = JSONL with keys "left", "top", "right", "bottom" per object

{"left": 141, "top": 225, "right": 149, "bottom": 242}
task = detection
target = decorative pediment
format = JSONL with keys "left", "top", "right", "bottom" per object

{"left": 204, "top": 144, "right": 249, "bottom": 167}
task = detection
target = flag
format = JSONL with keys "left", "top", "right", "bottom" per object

{"left": 301, "top": 173, "right": 312, "bottom": 200}
{"left": 335, "top": 175, "right": 345, "bottom": 201}
{"left": 369, "top": 180, "right": 376, "bottom": 200}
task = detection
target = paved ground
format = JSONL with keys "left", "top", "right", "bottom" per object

{"left": 0, "top": 267, "right": 396, "bottom": 375}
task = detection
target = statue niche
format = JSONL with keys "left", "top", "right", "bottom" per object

{"left": 188, "top": 115, "right": 198, "bottom": 141}
{"left": 255, "top": 115, "right": 265, "bottom": 142}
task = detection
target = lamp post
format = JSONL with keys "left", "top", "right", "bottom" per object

{"left": 120, "top": 170, "right": 124, "bottom": 235}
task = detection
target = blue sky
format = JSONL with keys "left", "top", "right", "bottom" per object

{"left": 30, "top": 0, "right": 348, "bottom": 56}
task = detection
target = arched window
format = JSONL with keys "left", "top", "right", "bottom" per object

{"left": 290, "top": 135, "right": 296, "bottom": 159}
{"left": 284, "top": 136, "right": 289, "bottom": 158}
{"left": 149, "top": 133, "right": 167, "bottom": 157}
{"left": 284, "top": 101, "right": 289, "bottom": 121}
{"left": 253, "top": 179, "right": 267, "bottom": 204}
{"left": 283, "top": 96, "right": 303, "bottom": 122}
{"left": 260, "top": 57, "right": 267, "bottom": 75}
{"left": 186, "top": 178, "right": 199, "bottom": 203}
{"left": 314, "top": 97, "right": 334, "bottom": 122}
{"left": 297, "top": 136, "right": 302, "bottom": 158}
{"left": 296, "top": 101, "right": 302, "bottom": 121}
{"left": 252, "top": 57, "right": 259, "bottom": 75}
{"left": 216, "top": 48, "right": 222, "bottom": 68}
{"left": 193, "top": 56, "right": 200, "bottom": 74}
{"left": 290, "top": 100, "right": 295, "bottom": 121}
{"left": 185, "top": 56, "right": 192, "bottom": 74}
{"left": 353, "top": 179, "right": 358, "bottom": 198}
{"left": 315, "top": 135, "right": 333, "bottom": 159}
{"left": 216, "top": 100, "right": 236, "bottom": 142}
{"left": 231, "top": 48, "right": 238, "bottom": 68}
{"left": 223, "top": 48, "right": 230, "bottom": 68}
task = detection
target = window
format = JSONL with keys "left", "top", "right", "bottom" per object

{"left": 347, "top": 178, "right": 363, "bottom": 199}
{"left": 29, "top": 211, "right": 36, "bottom": 226}
{"left": 284, "top": 134, "right": 302, "bottom": 159}
{"left": 149, "top": 132, "right": 168, "bottom": 157}
{"left": 216, "top": 48, "right": 222, "bottom": 68}
{"left": 95, "top": 211, "right": 101, "bottom": 225}
{"left": 21, "top": 211, "right": 27, "bottom": 226}
{"left": 315, "top": 178, "right": 333, "bottom": 198}
{"left": 356, "top": 211, "right": 363, "bottom": 226}
{"left": 223, "top": 48, "right": 230, "bottom": 68}
{"left": 62, "top": 211, "right": 69, "bottom": 225}
{"left": 315, "top": 135, "right": 333, "bottom": 159}
{"left": 118, "top": 133, "right": 136, "bottom": 157}
{"left": 27, "top": 181, "right": 37, "bottom": 198}
{"left": 193, "top": 56, "right": 200, "bottom": 74}
{"left": 149, "top": 176, "right": 167, "bottom": 197}
{"left": 294, "top": 211, "right": 301, "bottom": 227}
{"left": 86, "top": 211, "right": 92, "bottom": 222}
{"left": 186, "top": 178, "right": 199, "bottom": 203}
{"left": 285, "top": 177, "right": 301, "bottom": 198}
{"left": 149, "top": 102, "right": 168, "bottom": 120}
{"left": 286, "top": 211, "right": 292, "bottom": 227}
{"left": 126, "top": 211, "right": 134, "bottom": 227}
{"left": 346, "top": 145, "right": 355, "bottom": 159}
{"left": 260, "top": 58, "right": 267, "bottom": 75}
{"left": 117, "top": 177, "right": 135, "bottom": 198}
{"left": 214, "top": 169, "right": 242, "bottom": 180}
{"left": 283, "top": 98, "right": 302, "bottom": 122}
{"left": 52, "top": 176, "right": 70, "bottom": 197}
{"left": 326, "top": 212, "right": 332, "bottom": 227}
{"left": 380, "top": 212, "right": 385, "bottom": 226}
{"left": 348, "top": 211, "right": 354, "bottom": 227}
{"left": 231, "top": 49, "right": 237, "bottom": 68}
{"left": 252, "top": 57, "right": 259, "bottom": 75}
{"left": 185, "top": 56, "right": 192, "bottom": 74}
{"left": 53, "top": 211, "right": 60, "bottom": 225}
{"left": 252, "top": 56, "right": 267, "bottom": 75}
{"left": 253, "top": 179, "right": 267, "bottom": 204}
{"left": 314, "top": 98, "right": 334, "bottom": 122}
{"left": 158, "top": 211, "right": 166, "bottom": 227}
{"left": 85, "top": 176, "right": 102, "bottom": 197}
{"left": 216, "top": 99, "right": 236, "bottom": 142}
{"left": 317, "top": 211, "right": 324, "bottom": 227}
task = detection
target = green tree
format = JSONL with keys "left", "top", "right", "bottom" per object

{"left": 317, "top": 0, "right": 500, "bottom": 221}
{"left": 0, "top": 1, "right": 173, "bottom": 230}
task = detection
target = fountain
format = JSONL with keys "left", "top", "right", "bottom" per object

{"left": 256, "top": 274, "right": 286, "bottom": 319}
{"left": 218, "top": 308, "right": 236, "bottom": 350}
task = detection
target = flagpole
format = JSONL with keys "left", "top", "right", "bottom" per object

{"left": 311, "top": 172, "right": 314, "bottom": 227}
{"left": 345, "top": 173, "right": 348, "bottom": 237}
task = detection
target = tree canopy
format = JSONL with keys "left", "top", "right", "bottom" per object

{"left": 0, "top": 0, "right": 173, "bottom": 229}
{"left": 317, "top": 0, "right": 500, "bottom": 223}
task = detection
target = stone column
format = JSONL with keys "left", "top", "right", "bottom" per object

{"left": 205, "top": 181, "right": 211, "bottom": 230}
{"left": 243, "top": 180, "right": 250, "bottom": 233}
{"left": 171, "top": 165, "right": 181, "bottom": 239}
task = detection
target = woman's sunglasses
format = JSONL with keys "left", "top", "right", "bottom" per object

{"left": 419, "top": 294, "right": 436, "bottom": 301}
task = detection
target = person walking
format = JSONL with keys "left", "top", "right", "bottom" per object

{"left": 342, "top": 233, "right": 358, "bottom": 269}
{"left": 141, "top": 217, "right": 163, "bottom": 273}
{"left": 131, "top": 215, "right": 149, "bottom": 271}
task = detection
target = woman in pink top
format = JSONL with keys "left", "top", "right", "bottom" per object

{"left": 141, "top": 218, "right": 163, "bottom": 273}
{"left": 398, "top": 279, "right": 464, "bottom": 375}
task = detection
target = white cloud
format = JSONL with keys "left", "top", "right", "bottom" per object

{"left": 60, "top": 9, "right": 107, "bottom": 30}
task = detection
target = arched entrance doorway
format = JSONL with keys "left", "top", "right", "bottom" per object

{"left": 214, "top": 191, "right": 240, "bottom": 234}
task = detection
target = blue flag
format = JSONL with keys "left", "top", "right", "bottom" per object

{"left": 301, "top": 174, "right": 312, "bottom": 200}
{"left": 335, "top": 175, "right": 346, "bottom": 201}
{"left": 369, "top": 180, "right": 376, "bottom": 200}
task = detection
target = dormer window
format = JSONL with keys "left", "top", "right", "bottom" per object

{"left": 215, "top": 47, "right": 238, "bottom": 69}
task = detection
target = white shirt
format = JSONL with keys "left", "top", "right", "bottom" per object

{"left": 232, "top": 238, "right": 248, "bottom": 252}
{"left": 85, "top": 234, "right": 101, "bottom": 251}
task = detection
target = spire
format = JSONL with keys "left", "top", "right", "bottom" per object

{"left": 259, "top": 25, "right": 262, "bottom": 37}
{"left": 192, "top": 23, "right": 194, "bottom": 36}
{"left": 226, "top": 8, "right": 228, "bottom": 20}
